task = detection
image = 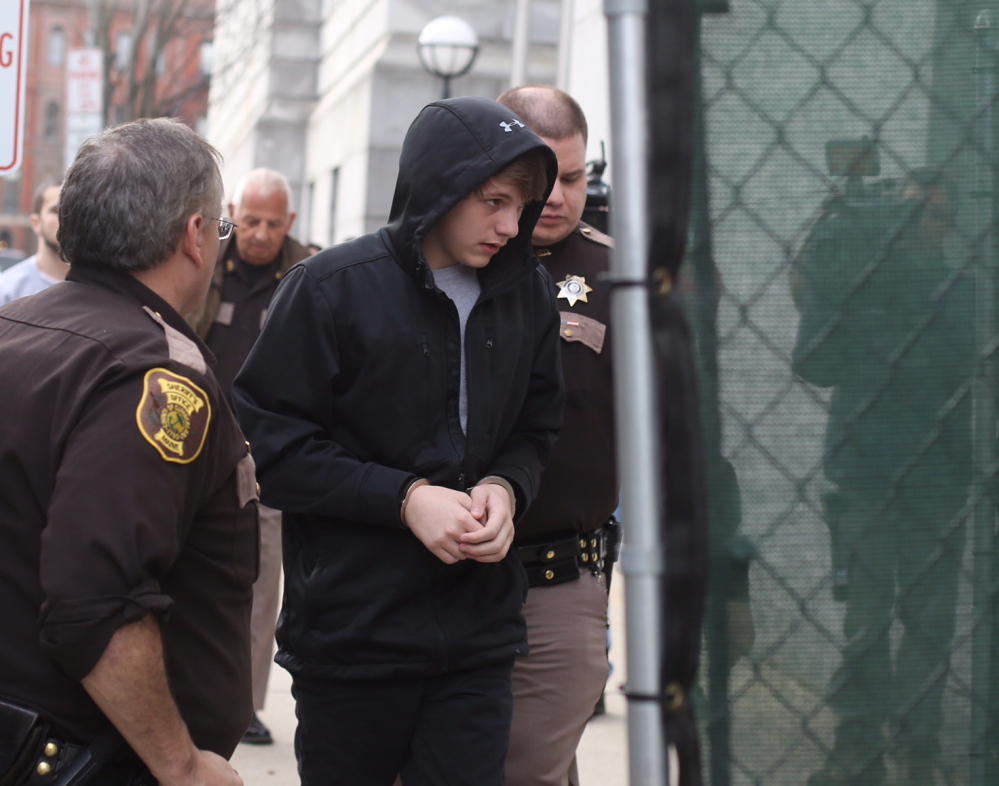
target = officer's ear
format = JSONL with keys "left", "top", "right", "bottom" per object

{"left": 178, "top": 212, "right": 213, "bottom": 274}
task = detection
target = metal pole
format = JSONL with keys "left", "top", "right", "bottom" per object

{"left": 971, "top": 11, "right": 996, "bottom": 785}
{"left": 511, "top": 0, "right": 531, "bottom": 87}
{"left": 604, "top": 0, "right": 666, "bottom": 784}
{"left": 556, "top": 0, "right": 574, "bottom": 90}
{"left": 688, "top": 25, "right": 732, "bottom": 784}
{"left": 86, "top": 0, "right": 98, "bottom": 47}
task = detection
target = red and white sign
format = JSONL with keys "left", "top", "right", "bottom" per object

{"left": 65, "top": 48, "right": 104, "bottom": 169}
{"left": 66, "top": 48, "right": 103, "bottom": 113}
{"left": 0, "top": 0, "right": 30, "bottom": 175}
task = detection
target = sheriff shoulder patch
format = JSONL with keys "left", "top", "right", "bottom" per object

{"left": 135, "top": 368, "right": 212, "bottom": 464}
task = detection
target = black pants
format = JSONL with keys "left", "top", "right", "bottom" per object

{"left": 292, "top": 660, "right": 515, "bottom": 786}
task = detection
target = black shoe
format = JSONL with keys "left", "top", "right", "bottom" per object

{"left": 241, "top": 712, "right": 273, "bottom": 745}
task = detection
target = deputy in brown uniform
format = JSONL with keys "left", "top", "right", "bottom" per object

{"left": 497, "top": 86, "right": 619, "bottom": 786}
{"left": 0, "top": 118, "right": 257, "bottom": 786}
{"left": 187, "top": 168, "right": 308, "bottom": 746}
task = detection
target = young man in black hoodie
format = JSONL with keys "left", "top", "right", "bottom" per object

{"left": 233, "top": 97, "right": 565, "bottom": 784}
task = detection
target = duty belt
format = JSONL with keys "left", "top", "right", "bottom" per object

{"left": 515, "top": 521, "right": 621, "bottom": 589}
{"left": 0, "top": 698, "right": 146, "bottom": 786}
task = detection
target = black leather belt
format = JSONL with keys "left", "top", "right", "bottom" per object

{"left": 26, "top": 738, "right": 84, "bottom": 785}
{"left": 515, "top": 523, "right": 620, "bottom": 588}
{"left": 27, "top": 740, "right": 150, "bottom": 786}
{"left": 0, "top": 697, "right": 144, "bottom": 786}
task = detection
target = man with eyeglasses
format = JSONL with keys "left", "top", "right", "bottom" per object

{"left": 187, "top": 167, "right": 310, "bottom": 746}
{"left": 0, "top": 118, "right": 255, "bottom": 785}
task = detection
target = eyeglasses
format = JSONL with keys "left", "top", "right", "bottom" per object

{"left": 205, "top": 215, "right": 238, "bottom": 241}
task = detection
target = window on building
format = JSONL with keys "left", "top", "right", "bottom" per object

{"left": 328, "top": 168, "right": 340, "bottom": 247}
{"left": 2, "top": 175, "right": 20, "bottom": 214}
{"left": 48, "top": 27, "right": 65, "bottom": 67}
{"left": 116, "top": 31, "right": 133, "bottom": 71}
{"left": 43, "top": 102, "right": 60, "bottom": 144}
{"left": 200, "top": 41, "right": 214, "bottom": 76}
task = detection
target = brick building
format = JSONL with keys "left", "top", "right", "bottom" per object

{"left": 0, "top": 0, "right": 214, "bottom": 257}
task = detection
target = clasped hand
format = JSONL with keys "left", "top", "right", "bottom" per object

{"left": 402, "top": 484, "right": 514, "bottom": 565}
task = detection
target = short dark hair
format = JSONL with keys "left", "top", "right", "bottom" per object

{"left": 31, "top": 177, "right": 61, "bottom": 215}
{"left": 58, "top": 118, "right": 223, "bottom": 273}
{"left": 496, "top": 85, "right": 588, "bottom": 144}
{"left": 474, "top": 148, "right": 550, "bottom": 204}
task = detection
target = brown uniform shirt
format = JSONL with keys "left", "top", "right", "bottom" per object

{"left": 0, "top": 267, "right": 258, "bottom": 756}
{"left": 515, "top": 223, "right": 618, "bottom": 541}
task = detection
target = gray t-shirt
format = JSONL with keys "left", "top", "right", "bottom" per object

{"left": 432, "top": 263, "right": 481, "bottom": 434}
{"left": 0, "top": 256, "right": 60, "bottom": 305}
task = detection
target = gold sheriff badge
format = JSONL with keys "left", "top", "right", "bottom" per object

{"left": 556, "top": 275, "right": 593, "bottom": 307}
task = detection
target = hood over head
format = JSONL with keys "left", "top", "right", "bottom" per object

{"left": 386, "top": 96, "right": 557, "bottom": 282}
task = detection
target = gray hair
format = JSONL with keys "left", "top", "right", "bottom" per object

{"left": 58, "top": 118, "right": 223, "bottom": 273}
{"left": 230, "top": 168, "right": 292, "bottom": 213}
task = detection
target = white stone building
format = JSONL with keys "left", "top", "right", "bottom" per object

{"left": 207, "top": 0, "right": 614, "bottom": 246}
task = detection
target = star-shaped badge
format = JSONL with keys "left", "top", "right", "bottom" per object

{"left": 556, "top": 275, "right": 593, "bottom": 307}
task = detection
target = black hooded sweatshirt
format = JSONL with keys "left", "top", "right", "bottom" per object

{"left": 233, "top": 97, "right": 565, "bottom": 679}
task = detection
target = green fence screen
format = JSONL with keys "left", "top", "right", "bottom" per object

{"left": 685, "top": 2, "right": 999, "bottom": 784}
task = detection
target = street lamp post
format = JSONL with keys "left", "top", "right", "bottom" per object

{"left": 417, "top": 16, "right": 480, "bottom": 100}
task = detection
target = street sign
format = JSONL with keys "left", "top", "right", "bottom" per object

{"left": 64, "top": 48, "right": 104, "bottom": 170}
{"left": 0, "top": 0, "right": 29, "bottom": 175}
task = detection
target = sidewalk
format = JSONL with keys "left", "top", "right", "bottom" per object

{"left": 231, "top": 580, "right": 630, "bottom": 785}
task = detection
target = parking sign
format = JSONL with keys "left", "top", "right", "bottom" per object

{"left": 0, "top": 0, "right": 29, "bottom": 175}
{"left": 64, "top": 48, "right": 103, "bottom": 169}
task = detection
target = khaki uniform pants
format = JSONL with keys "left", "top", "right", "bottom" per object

{"left": 251, "top": 503, "right": 282, "bottom": 710}
{"left": 506, "top": 569, "right": 609, "bottom": 786}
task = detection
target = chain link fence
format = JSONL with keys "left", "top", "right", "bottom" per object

{"left": 682, "top": 1, "right": 999, "bottom": 783}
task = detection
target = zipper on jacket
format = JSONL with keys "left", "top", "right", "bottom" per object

{"left": 482, "top": 333, "right": 494, "bottom": 441}
{"left": 419, "top": 332, "right": 431, "bottom": 436}
{"left": 439, "top": 300, "right": 466, "bottom": 485}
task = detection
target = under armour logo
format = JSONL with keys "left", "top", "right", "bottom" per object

{"left": 499, "top": 119, "right": 526, "bottom": 133}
